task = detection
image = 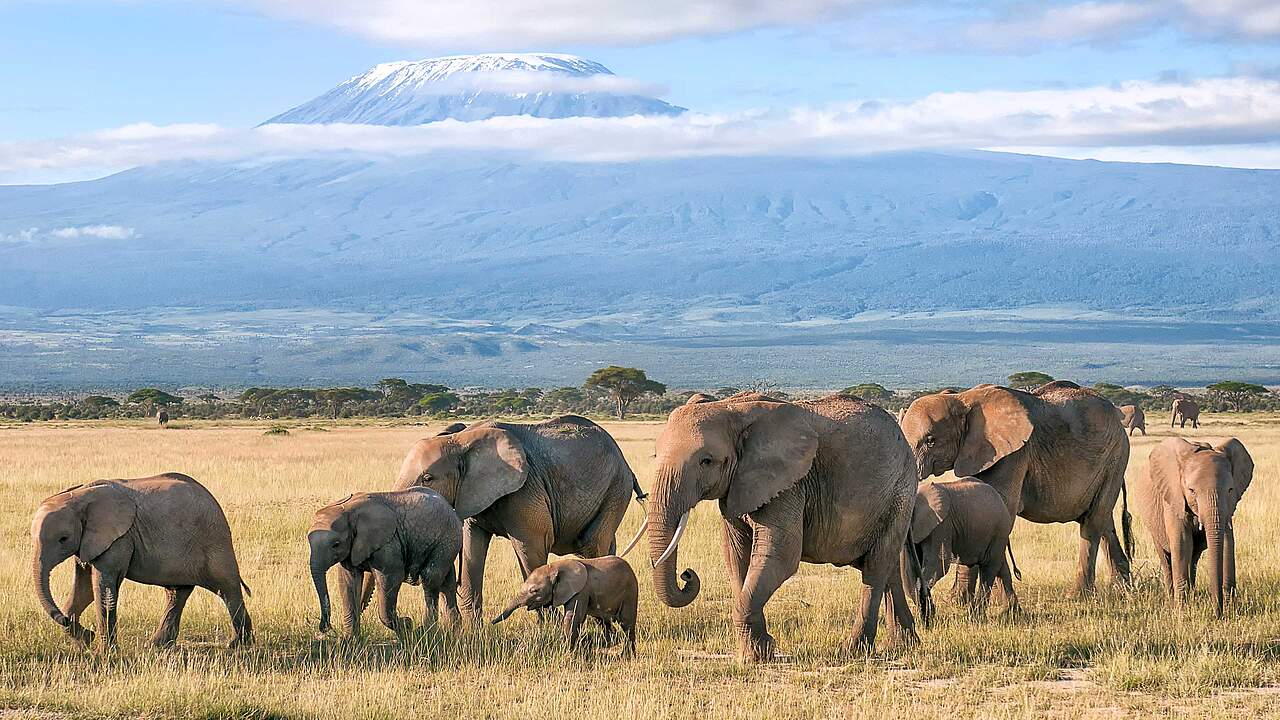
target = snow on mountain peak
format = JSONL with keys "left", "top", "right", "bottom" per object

{"left": 264, "top": 53, "right": 683, "bottom": 126}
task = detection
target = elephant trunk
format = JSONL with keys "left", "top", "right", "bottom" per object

{"left": 490, "top": 594, "right": 525, "bottom": 624}
{"left": 1203, "top": 492, "right": 1226, "bottom": 617}
{"left": 311, "top": 559, "right": 332, "bottom": 633}
{"left": 647, "top": 480, "right": 700, "bottom": 608}
{"left": 33, "top": 553, "right": 70, "bottom": 628}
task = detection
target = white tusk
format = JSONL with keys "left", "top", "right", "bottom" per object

{"left": 653, "top": 512, "right": 689, "bottom": 568}
{"left": 619, "top": 517, "right": 648, "bottom": 558}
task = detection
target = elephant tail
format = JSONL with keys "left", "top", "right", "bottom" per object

{"left": 1121, "top": 481, "right": 1134, "bottom": 561}
{"left": 240, "top": 579, "right": 253, "bottom": 598}
{"left": 1006, "top": 543, "right": 1023, "bottom": 582}
{"left": 630, "top": 471, "right": 648, "bottom": 504}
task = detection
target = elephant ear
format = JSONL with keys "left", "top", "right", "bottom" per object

{"left": 456, "top": 428, "right": 528, "bottom": 518}
{"left": 549, "top": 560, "right": 589, "bottom": 607}
{"left": 350, "top": 499, "right": 398, "bottom": 566}
{"left": 1215, "top": 438, "right": 1254, "bottom": 495}
{"left": 78, "top": 483, "right": 137, "bottom": 561}
{"left": 910, "top": 485, "right": 948, "bottom": 544}
{"left": 1151, "top": 439, "right": 1194, "bottom": 509}
{"left": 437, "top": 422, "right": 468, "bottom": 436}
{"left": 725, "top": 402, "right": 819, "bottom": 517}
{"left": 954, "top": 388, "right": 1034, "bottom": 477}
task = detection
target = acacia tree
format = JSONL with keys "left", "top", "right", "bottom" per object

{"left": 843, "top": 383, "right": 893, "bottom": 401}
{"left": 1007, "top": 372, "right": 1055, "bottom": 391}
{"left": 1206, "top": 381, "right": 1268, "bottom": 411}
{"left": 585, "top": 366, "right": 666, "bottom": 420}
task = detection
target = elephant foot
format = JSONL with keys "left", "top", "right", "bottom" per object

{"left": 841, "top": 634, "right": 877, "bottom": 657}
{"left": 66, "top": 624, "right": 94, "bottom": 648}
{"left": 738, "top": 632, "right": 777, "bottom": 663}
{"left": 150, "top": 635, "right": 178, "bottom": 650}
{"left": 884, "top": 625, "right": 920, "bottom": 649}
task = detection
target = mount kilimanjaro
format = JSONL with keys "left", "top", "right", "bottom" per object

{"left": 0, "top": 54, "right": 1277, "bottom": 388}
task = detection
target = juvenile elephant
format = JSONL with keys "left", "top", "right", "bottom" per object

{"left": 648, "top": 392, "right": 918, "bottom": 662}
{"left": 907, "top": 479, "right": 1019, "bottom": 627}
{"left": 1172, "top": 398, "right": 1201, "bottom": 428}
{"left": 309, "top": 487, "right": 462, "bottom": 637}
{"left": 31, "top": 473, "right": 252, "bottom": 649}
{"left": 901, "top": 382, "right": 1132, "bottom": 595}
{"left": 1119, "top": 405, "right": 1146, "bottom": 436}
{"left": 492, "top": 556, "right": 638, "bottom": 657}
{"left": 393, "top": 416, "right": 644, "bottom": 624}
{"left": 1133, "top": 437, "right": 1253, "bottom": 616}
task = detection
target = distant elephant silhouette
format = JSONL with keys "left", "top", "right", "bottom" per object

{"left": 1119, "top": 405, "right": 1145, "bottom": 436}
{"left": 1171, "top": 398, "right": 1200, "bottom": 429}
{"left": 156, "top": 410, "right": 169, "bottom": 425}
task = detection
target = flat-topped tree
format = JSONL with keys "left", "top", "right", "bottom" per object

{"left": 126, "top": 388, "right": 183, "bottom": 408}
{"left": 1207, "top": 381, "right": 1268, "bottom": 411}
{"left": 1007, "top": 372, "right": 1055, "bottom": 391}
{"left": 585, "top": 366, "right": 666, "bottom": 420}
{"left": 843, "top": 383, "right": 893, "bottom": 401}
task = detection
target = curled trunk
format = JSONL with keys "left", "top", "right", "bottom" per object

{"left": 311, "top": 562, "right": 332, "bottom": 632}
{"left": 33, "top": 554, "right": 70, "bottom": 627}
{"left": 647, "top": 500, "right": 700, "bottom": 608}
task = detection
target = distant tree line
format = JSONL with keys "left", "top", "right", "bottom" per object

{"left": 1, "top": 369, "right": 1276, "bottom": 423}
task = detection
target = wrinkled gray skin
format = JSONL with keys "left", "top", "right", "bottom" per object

{"left": 309, "top": 487, "right": 462, "bottom": 637}
{"left": 649, "top": 392, "right": 918, "bottom": 662}
{"left": 901, "top": 382, "right": 1132, "bottom": 596}
{"left": 31, "top": 473, "right": 252, "bottom": 649}
{"left": 906, "top": 479, "right": 1018, "bottom": 627}
{"left": 1171, "top": 399, "right": 1201, "bottom": 429}
{"left": 1119, "top": 405, "right": 1146, "bottom": 436}
{"left": 391, "top": 416, "right": 644, "bottom": 625}
{"left": 1133, "top": 438, "right": 1253, "bottom": 616}
{"left": 492, "top": 556, "right": 638, "bottom": 657}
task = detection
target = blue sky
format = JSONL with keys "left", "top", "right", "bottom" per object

{"left": 4, "top": 0, "right": 1280, "bottom": 181}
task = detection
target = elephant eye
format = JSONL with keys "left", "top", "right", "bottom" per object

{"left": 58, "top": 535, "right": 69, "bottom": 543}
{"left": 924, "top": 435, "right": 936, "bottom": 446}
{"left": 700, "top": 457, "right": 713, "bottom": 467}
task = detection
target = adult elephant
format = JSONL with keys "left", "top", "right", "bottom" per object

{"left": 900, "top": 381, "right": 1132, "bottom": 594}
{"left": 391, "top": 415, "right": 644, "bottom": 624}
{"left": 1172, "top": 398, "right": 1201, "bottom": 428}
{"left": 1119, "top": 405, "right": 1146, "bottom": 436}
{"left": 647, "top": 392, "right": 918, "bottom": 662}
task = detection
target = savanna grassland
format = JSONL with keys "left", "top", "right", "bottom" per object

{"left": 1, "top": 415, "right": 1278, "bottom": 719}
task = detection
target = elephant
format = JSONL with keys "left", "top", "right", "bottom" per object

{"left": 1133, "top": 437, "right": 1253, "bottom": 616}
{"left": 31, "top": 473, "right": 252, "bottom": 649}
{"left": 906, "top": 479, "right": 1020, "bottom": 627}
{"left": 900, "top": 381, "right": 1132, "bottom": 595}
{"left": 1119, "top": 405, "right": 1146, "bottom": 436}
{"left": 492, "top": 556, "right": 638, "bottom": 657}
{"left": 392, "top": 415, "right": 645, "bottom": 624}
{"left": 647, "top": 392, "right": 918, "bottom": 662}
{"left": 1171, "top": 398, "right": 1201, "bottom": 428}
{"left": 156, "top": 410, "right": 169, "bottom": 425}
{"left": 309, "top": 487, "right": 462, "bottom": 637}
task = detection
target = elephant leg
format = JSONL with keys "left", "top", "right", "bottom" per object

{"left": 1073, "top": 520, "right": 1104, "bottom": 595}
{"left": 150, "top": 585, "right": 193, "bottom": 648}
{"left": 1157, "top": 548, "right": 1173, "bottom": 596}
{"left": 594, "top": 615, "right": 617, "bottom": 646}
{"left": 995, "top": 557, "right": 1019, "bottom": 616}
{"left": 421, "top": 585, "right": 440, "bottom": 629}
{"left": 722, "top": 516, "right": 753, "bottom": 599}
{"left": 1167, "top": 521, "right": 1193, "bottom": 603}
{"left": 972, "top": 563, "right": 998, "bottom": 621}
{"left": 63, "top": 561, "right": 96, "bottom": 646}
{"left": 1189, "top": 531, "right": 1207, "bottom": 590}
{"left": 91, "top": 566, "right": 124, "bottom": 650}
{"left": 438, "top": 566, "right": 461, "bottom": 629}
{"left": 735, "top": 515, "right": 802, "bottom": 663}
{"left": 883, "top": 559, "right": 919, "bottom": 647}
{"left": 561, "top": 596, "right": 588, "bottom": 651}
{"left": 950, "top": 565, "right": 978, "bottom": 604}
{"left": 336, "top": 565, "right": 364, "bottom": 637}
{"left": 1224, "top": 525, "right": 1237, "bottom": 600}
{"left": 621, "top": 594, "right": 638, "bottom": 658}
{"left": 216, "top": 581, "right": 253, "bottom": 648}
{"left": 374, "top": 569, "right": 410, "bottom": 636}
{"left": 459, "top": 521, "right": 492, "bottom": 625}
{"left": 510, "top": 538, "right": 553, "bottom": 623}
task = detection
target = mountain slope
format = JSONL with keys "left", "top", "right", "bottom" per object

{"left": 264, "top": 53, "right": 685, "bottom": 125}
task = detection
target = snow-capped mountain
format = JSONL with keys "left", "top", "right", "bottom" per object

{"left": 264, "top": 53, "right": 685, "bottom": 125}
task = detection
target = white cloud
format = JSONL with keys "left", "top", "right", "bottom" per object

{"left": 236, "top": 0, "right": 868, "bottom": 46}
{"left": 50, "top": 225, "right": 138, "bottom": 240}
{"left": 961, "top": 2, "right": 1163, "bottom": 51}
{"left": 1180, "top": 0, "right": 1280, "bottom": 38}
{"left": 4, "top": 77, "right": 1280, "bottom": 183}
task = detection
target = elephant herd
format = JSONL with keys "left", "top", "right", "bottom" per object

{"left": 29, "top": 384, "right": 1253, "bottom": 662}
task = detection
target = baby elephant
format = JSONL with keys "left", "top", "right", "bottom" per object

{"left": 1135, "top": 437, "right": 1253, "bottom": 616}
{"left": 491, "top": 556, "right": 638, "bottom": 657}
{"left": 31, "top": 473, "right": 252, "bottom": 649}
{"left": 907, "top": 479, "right": 1020, "bottom": 626}
{"left": 309, "top": 487, "right": 462, "bottom": 637}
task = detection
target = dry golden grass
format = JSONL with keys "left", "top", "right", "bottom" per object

{"left": 1, "top": 414, "right": 1278, "bottom": 719}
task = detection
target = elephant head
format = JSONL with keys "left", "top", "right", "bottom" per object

{"left": 490, "top": 560, "right": 588, "bottom": 623}
{"left": 30, "top": 482, "right": 136, "bottom": 629}
{"left": 900, "top": 386, "right": 1034, "bottom": 480}
{"left": 307, "top": 495, "right": 396, "bottom": 632}
{"left": 1160, "top": 438, "right": 1253, "bottom": 616}
{"left": 647, "top": 394, "right": 818, "bottom": 608}
{"left": 395, "top": 426, "right": 527, "bottom": 519}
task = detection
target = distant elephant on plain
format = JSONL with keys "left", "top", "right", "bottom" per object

{"left": 1171, "top": 398, "right": 1200, "bottom": 428}
{"left": 309, "top": 487, "right": 461, "bottom": 638}
{"left": 31, "top": 473, "right": 252, "bottom": 649}
{"left": 901, "top": 381, "right": 1132, "bottom": 595}
{"left": 392, "top": 416, "right": 645, "bottom": 624}
{"left": 1133, "top": 437, "right": 1252, "bottom": 616}
{"left": 647, "top": 392, "right": 918, "bottom": 662}
{"left": 1119, "top": 405, "right": 1145, "bottom": 436}
{"left": 156, "top": 410, "right": 169, "bottom": 425}
{"left": 906, "top": 479, "right": 1019, "bottom": 626}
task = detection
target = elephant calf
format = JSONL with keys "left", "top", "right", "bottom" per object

{"left": 31, "top": 473, "right": 252, "bottom": 649}
{"left": 1134, "top": 437, "right": 1253, "bottom": 616}
{"left": 492, "top": 556, "right": 638, "bottom": 657}
{"left": 907, "top": 479, "right": 1020, "bottom": 626}
{"left": 309, "top": 487, "right": 462, "bottom": 638}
